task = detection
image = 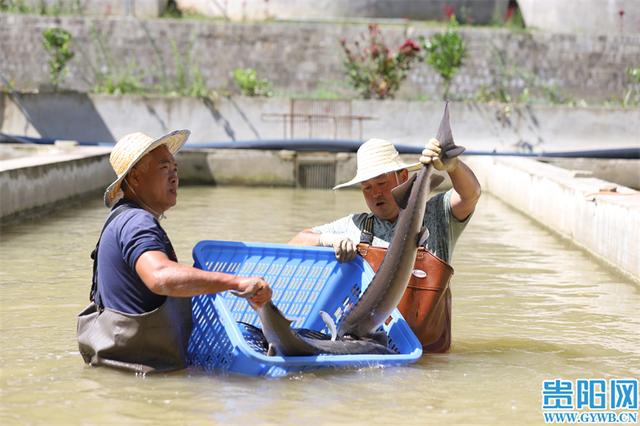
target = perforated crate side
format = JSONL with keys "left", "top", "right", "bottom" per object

{"left": 187, "top": 295, "right": 236, "bottom": 372}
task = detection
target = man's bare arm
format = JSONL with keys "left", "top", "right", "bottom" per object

{"left": 135, "top": 251, "right": 272, "bottom": 306}
{"left": 288, "top": 229, "right": 322, "bottom": 246}
{"left": 289, "top": 229, "right": 357, "bottom": 262}
{"left": 448, "top": 160, "right": 481, "bottom": 221}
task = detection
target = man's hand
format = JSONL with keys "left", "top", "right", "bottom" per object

{"left": 233, "top": 277, "right": 272, "bottom": 307}
{"left": 318, "top": 234, "right": 357, "bottom": 262}
{"left": 420, "top": 138, "right": 459, "bottom": 172}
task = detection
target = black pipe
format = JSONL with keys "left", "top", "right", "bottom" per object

{"left": 1, "top": 133, "right": 638, "bottom": 159}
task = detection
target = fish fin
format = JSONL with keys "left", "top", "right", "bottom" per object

{"left": 391, "top": 173, "right": 417, "bottom": 210}
{"left": 429, "top": 174, "right": 445, "bottom": 192}
{"left": 366, "top": 331, "right": 389, "bottom": 347}
{"left": 267, "top": 343, "right": 277, "bottom": 357}
{"left": 436, "top": 102, "right": 466, "bottom": 160}
{"left": 417, "top": 226, "right": 430, "bottom": 247}
{"left": 267, "top": 301, "right": 294, "bottom": 325}
{"left": 320, "top": 310, "right": 337, "bottom": 341}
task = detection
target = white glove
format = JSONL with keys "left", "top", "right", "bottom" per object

{"left": 420, "top": 138, "right": 459, "bottom": 172}
{"left": 318, "top": 234, "right": 357, "bottom": 262}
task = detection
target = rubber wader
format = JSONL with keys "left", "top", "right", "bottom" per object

{"left": 358, "top": 218, "right": 454, "bottom": 352}
{"left": 77, "top": 204, "right": 192, "bottom": 374}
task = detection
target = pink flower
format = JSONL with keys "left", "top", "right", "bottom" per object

{"left": 368, "top": 24, "right": 380, "bottom": 38}
{"left": 443, "top": 4, "right": 455, "bottom": 19}
{"left": 506, "top": 5, "right": 515, "bottom": 19}
{"left": 399, "top": 39, "right": 420, "bottom": 54}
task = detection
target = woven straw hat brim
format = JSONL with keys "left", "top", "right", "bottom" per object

{"left": 333, "top": 160, "right": 421, "bottom": 189}
{"left": 104, "top": 129, "right": 190, "bottom": 207}
{"left": 333, "top": 138, "right": 422, "bottom": 190}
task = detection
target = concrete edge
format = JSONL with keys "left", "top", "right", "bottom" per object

{"left": 0, "top": 147, "right": 114, "bottom": 220}
{"left": 466, "top": 156, "right": 640, "bottom": 284}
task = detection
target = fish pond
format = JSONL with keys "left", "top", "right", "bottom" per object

{"left": 1, "top": 186, "right": 638, "bottom": 425}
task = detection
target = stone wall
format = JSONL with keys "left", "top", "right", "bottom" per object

{"left": 1, "top": 13, "right": 639, "bottom": 102}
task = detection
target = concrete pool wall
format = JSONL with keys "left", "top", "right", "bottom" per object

{"left": 1, "top": 145, "right": 637, "bottom": 282}
{"left": 465, "top": 156, "right": 639, "bottom": 283}
{"left": 3, "top": 93, "right": 639, "bottom": 154}
{"left": 0, "top": 144, "right": 111, "bottom": 221}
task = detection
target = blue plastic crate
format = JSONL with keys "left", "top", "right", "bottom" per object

{"left": 188, "top": 240, "right": 422, "bottom": 377}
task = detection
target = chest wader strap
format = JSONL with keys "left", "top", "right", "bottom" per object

{"left": 359, "top": 215, "right": 375, "bottom": 246}
{"left": 90, "top": 205, "right": 130, "bottom": 308}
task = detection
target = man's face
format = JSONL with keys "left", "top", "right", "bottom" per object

{"left": 360, "top": 170, "right": 407, "bottom": 221}
{"left": 130, "top": 145, "right": 179, "bottom": 213}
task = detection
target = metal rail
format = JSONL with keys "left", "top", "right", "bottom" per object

{"left": 261, "top": 112, "right": 376, "bottom": 139}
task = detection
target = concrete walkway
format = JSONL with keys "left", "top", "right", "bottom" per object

{"left": 466, "top": 156, "right": 640, "bottom": 283}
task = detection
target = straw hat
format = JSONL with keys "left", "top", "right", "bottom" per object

{"left": 333, "top": 138, "right": 421, "bottom": 189}
{"left": 104, "top": 129, "right": 190, "bottom": 207}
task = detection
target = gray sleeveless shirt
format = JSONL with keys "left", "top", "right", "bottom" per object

{"left": 312, "top": 190, "right": 470, "bottom": 263}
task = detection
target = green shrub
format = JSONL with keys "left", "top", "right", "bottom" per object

{"left": 89, "top": 27, "right": 144, "bottom": 95}
{"left": 505, "top": 6, "right": 526, "bottom": 30}
{"left": 623, "top": 67, "right": 640, "bottom": 107}
{"left": 2, "top": 0, "right": 83, "bottom": 15}
{"left": 170, "top": 40, "right": 210, "bottom": 97}
{"left": 42, "top": 27, "right": 74, "bottom": 89}
{"left": 0, "top": 0, "right": 29, "bottom": 13}
{"left": 420, "top": 17, "right": 466, "bottom": 100}
{"left": 89, "top": 27, "right": 210, "bottom": 97}
{"left": 475, "top": 44, "right": 570, "bottom": 105}
{"left": 93, "top": 63, "right": 145, "bottom": 95}
{"left": 233, "top": 68, "right": 273, "bottom": 97}
{"left": 340, "top": 24, "right": 421, "bottom": 99}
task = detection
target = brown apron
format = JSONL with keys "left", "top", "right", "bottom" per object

{"left": 357, "top": 242, "right": 454, "bottom": 353}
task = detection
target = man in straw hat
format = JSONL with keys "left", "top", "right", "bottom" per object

{"left": 77, "top": 130, "right": 272, "bottom": 374}
{"left": 289, "top": 137, "right": 480, "bottom": 352}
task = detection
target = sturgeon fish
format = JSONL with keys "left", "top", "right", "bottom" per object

{"left": 255, "top": 302, "right": 393, "bottom": 356}
{"left": 255, "top": 103, "right": 464, "bottom": 355}
{"left": 336, "top": 102, "right": 465, "bottom": 339}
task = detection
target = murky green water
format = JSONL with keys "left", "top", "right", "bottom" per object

{"left": 1, "top": 187, "right": 638, "bottom": 425}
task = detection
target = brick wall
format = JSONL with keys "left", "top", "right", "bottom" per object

{"left": 1, "top": 13, "right": 638, "bottom": 102}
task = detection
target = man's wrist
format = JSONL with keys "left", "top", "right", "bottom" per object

{"left": 227, "top": 275, "right": 243, "bottom": 292}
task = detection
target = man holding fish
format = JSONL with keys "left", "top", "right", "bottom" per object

{"left": 290, "top": 105, "right": 481, "bottom": 352}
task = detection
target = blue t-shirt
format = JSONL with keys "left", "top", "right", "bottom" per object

{"left": 96, "top": 199, "right": 177, "bottom": 314}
